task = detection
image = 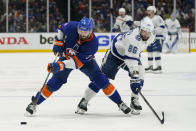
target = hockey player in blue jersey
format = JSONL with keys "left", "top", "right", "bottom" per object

{"left": 26, "top": 17, "right": 131, "bottom": 115}
{"left": 76, "top": 17, "right": 155, "bottom": 115}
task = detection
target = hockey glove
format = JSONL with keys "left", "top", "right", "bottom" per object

{"left": 47, "top": 61, "right": 65, "bottom": 74}
{"left": 52, "top": 39, "right": 65, "bottom": 56}
{"left": 129, "top": 70, "right": 143, "bottom": 94}
{"left": 130, "top": 79, "right": 143, "bottom": 95}
{"left": 126, "top": 20, "right": 133, "bottom": 27}
{"left": 112, "top": 28, "right": 117, "bottom": 32}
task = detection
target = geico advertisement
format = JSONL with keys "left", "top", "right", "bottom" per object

{"left": 0, "top": 33, "right": 117, "bottom": 50}
{"left": 95, "top": 33, "right": 117, "bottom": 49}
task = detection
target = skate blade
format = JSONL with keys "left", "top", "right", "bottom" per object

{"left": 75, "top": 108, "right": 86, "bottom": 115}
{"left": 145, "top": 70, "right": 153, "bottom": 73}
{"left": 130, "top": 109, "right": 141, "bottom": 115}
{"left": 153, "top": 70, "right": 162, "bottom": 74}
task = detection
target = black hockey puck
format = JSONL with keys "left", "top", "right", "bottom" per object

{"left": 20, "top": 122, "right": 27, "bottom": 125}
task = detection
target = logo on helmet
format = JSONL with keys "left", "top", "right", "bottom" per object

{"left": 78, "top": 17, "right": 94, "bottom": 31}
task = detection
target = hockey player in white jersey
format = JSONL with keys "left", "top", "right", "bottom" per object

{"left": 164, "top": 12, "right": 181, "bottom": 53}
{"left": 76, "top": 17, "right": 155, "bottom": 115}
{"left": 112, "top": 8, "right": 133, "bottom": 32}
{"left": 145, "top": 6, "right": 167, "bottom": 73}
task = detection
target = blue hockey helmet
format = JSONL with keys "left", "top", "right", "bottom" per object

{"left": 78, "top": 17, "right": 94, "bottom": 31}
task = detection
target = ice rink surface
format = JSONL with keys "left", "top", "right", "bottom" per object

{"left": 0, "top": 52, "right": 196, "bottom": 131}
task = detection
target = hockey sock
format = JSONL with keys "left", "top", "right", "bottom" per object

{"left": 154, "top": 52, "right": 161, "bottom": 67}
{"left": 83, "top": 87, "right": 97, "bottom": 102}
{"left": 131, "top": 92, "right": 139, "bottom": 98}
{"left": 148, "top": 52, "right": 153, "bottom": 66}
{"left": 102, "top": 83, "right": 122, "bottom": 104}
{"left": 35, "top": 84, "right": 53, "bottom": 105}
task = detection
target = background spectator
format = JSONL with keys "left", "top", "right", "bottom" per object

{"left": 0, "top": 0, "right": 195, "bottom": 32}
{"left": 0, "top": 0, "right": 6, "bottom": 32}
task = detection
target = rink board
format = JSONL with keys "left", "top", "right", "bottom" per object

{"left": 0, "top": 32, "right": 196, "bottom": 53}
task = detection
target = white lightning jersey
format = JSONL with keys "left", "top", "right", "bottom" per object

{"left": 146, "top": 15, "right": 166, "bottom": 36}
{"left": 111, "top": 28, "right": 155, "bottom": 71}
{"left": 165, "top": 18, "right": 181, "bottom": 34}
{"left": 113, "top": 15, "right": 133, "bottom": 32}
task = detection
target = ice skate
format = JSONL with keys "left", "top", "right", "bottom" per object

{"left": 145, "top": 65, "right": 153, "bottom": 73}
{"left": 25, "top": 96, "right": 37, "bottom": 116}
{"left": 118, "top": 101, "right": 131, "bottom": 114}
{"left": 153, "top": 66, "right": 162, "bottom": 73}
{"left": 75, "top": 98, "right": 88, "bottom": 114}
{"left": 130, "top": 97, "right": 142, "bottom": 115}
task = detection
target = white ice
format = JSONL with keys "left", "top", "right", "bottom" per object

{"left": 0, "top": 52, "right": 196, "bottom": 131}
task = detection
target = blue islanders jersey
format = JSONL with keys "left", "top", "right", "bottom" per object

{"left": 57, "top": 21, "right": 98, "bottom": 64}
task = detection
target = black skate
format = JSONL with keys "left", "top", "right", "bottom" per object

{"left": 25, "top": 96, "right": 37, "bottom": 116}
{"left": 153, "top": 66, "right": 162, "bottom": 73}
{"left": 130, "top": 97, "right": 142, "bottom": 115}
{"left": 145, "top": 65, "right": 153, "bottom": 73}
{"left": 118, "top": 101, "right": 131, "bottom": 114}
{"left": 75, "top": 98, "right": 88, "bottom": 114}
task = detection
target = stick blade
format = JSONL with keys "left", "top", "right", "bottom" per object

{"left": 161, "top": 112, "right": 165, "bottom": 124}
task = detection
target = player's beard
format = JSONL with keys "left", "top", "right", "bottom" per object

{"left": 140, "top": 34, "right": 149, "bottom": 41}
{"left": 148, "top": 14, "right": 151, "bottom": 18}
{"left": 79, "top": 34, "right": 90, "bottom": 41}
{"left": 120, "top": 14, "right": 125, "bottom": 18}
{"left": 147, "top": 13, "right": 154, "bottom": 18}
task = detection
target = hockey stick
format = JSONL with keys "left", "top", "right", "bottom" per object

{"left": 139, "top": 91, "right": 165, "bottom": 124}
{"left": 33, "top": 52, "right": 59, "bottom": 106}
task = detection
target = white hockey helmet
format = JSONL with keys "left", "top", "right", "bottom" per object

{"left": 140, "top": 17, "right": 155, "bottom": 41}
{"left": 119, "top": 8, "right": 126, "bottom": 13}
{"left": 147, "top": 6, "right": 156, "bottom": 13}
{"left": 140, "top": 17, "right": 154, "bottom": 33}
{"left": 170, "top": 12, "right": 176, "bottom": 20}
